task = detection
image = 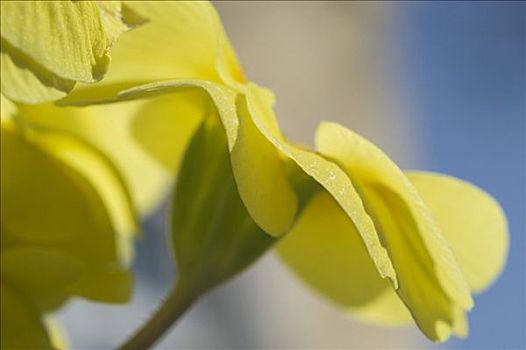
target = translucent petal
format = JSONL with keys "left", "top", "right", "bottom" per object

{"left": 245, "top": 85, "right": 398, "bottom": 285}
{"left": 1, "top": 46, "right": 75, "bottom": 104}
{"left": 1, "top": 1, "right": 136, "bottom": 83}
{"left": 62, "top": 1, "right": 245, "bottom": 104}
{"left": 131, "top": 90, "right": 209, "bottom": 172}
{"left": 407, "top": 172, "right": 508, "bottom": 292}
{"left": 119, "top": 80, "right": 296, "bottom": 236}
{"left": 276, "top": 191, "right": 401, "bottom": 319}
{"left": 316, "top": 122, "right": 473, "bottom": 341}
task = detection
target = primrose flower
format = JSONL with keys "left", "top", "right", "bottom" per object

{"left": 1, "top": 1, "right": 508, "bottom": 346}
{"left": 52, "top": 1, "right": 507, "bottom": 343}
{"left": 0, "top": 97, "right": 137, "bottom": 348}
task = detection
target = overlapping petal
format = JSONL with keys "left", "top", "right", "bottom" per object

{"left": 61, "top": 1, "right": 245, "bottom": 105}
{"left": 278, "top": 122, "right": 507, "bottom": 341}
{"left": 406, "top": 172, "right": 508, "bottom": 292}
{"left": 1, "top": 115, "right": 137, "bottom": 316}
{"left": 1, "top": 1, "right": 141, "bottom": 104}
{"left": 5, "top": 1, "right": 504, "bottom": 345}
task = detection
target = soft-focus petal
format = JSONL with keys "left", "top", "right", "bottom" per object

{"left": 62, "top": 1, "right": 245, "bottom": 105}
{"left": 16, "top": 101, "right": 167, "bottom": 217}
{"left": 0, "top": 284, "right": 53, "bottom": 350}
{"left": 1, "top": 119, "right": 135, "bottom": 302}
{"left": 406, "top": 172, "right": 508, "bottom": 292}
{"left": 1, "top": 247, "right": 83, "bottom": 311}
{"left": 68, "top": 269, "right": 133, "bottom": 304}
{"left": 44, "top": 317, "right": 70, "bottom": 350}
{"left": 131, "top": 90, "right": 208, "bottom": 172}
{"left": 315, "top": 122, "right": 472, "bottom": 341}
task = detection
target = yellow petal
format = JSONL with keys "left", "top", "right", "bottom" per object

{"left": 1, "top": 119, "right": 135, "bottom": 269}
{"left": 16, "top": 101, "right": 168, "bottom": 217}
{"left": 131, "top": 90, "right": 208, "bottom": 172}
{"left": 316, "top": 122, "right": 472, "bottom": 341}
{"left": 1, "top": 1, "right": 136, "bottom": 83}
{"left": 44, "top": 317, "right": 70, "bottom": 350}
{"left": 1, "top": 247, "right": 83, "bottom": 311}
{"left": 1, "top": 284, "right": 53, "bottom": 350}
{"left": 245, "top": 85, "right": 398, "bottom": 284}
{"left": 406, "top": 172, "right": 508, "bottom": 292}
{"left": 68, "top": 269, "right": 133, "bottom": 304}
{"left": 120, "top": 80, "right": 297, "bottom": 236}
{"left": 1, "top": 93, "right": 17, "bottom": 119}
{"left": 62, "top": 1, "right": 245, "bottom": 104}
{"left": 231, "top": 95, "right": 297, "bottom": 236}
{"left": 1, "top": 45, "right": 75, "bottom": 104}
{"left": 276, "top": 191, "right": 405, "bottom": 321}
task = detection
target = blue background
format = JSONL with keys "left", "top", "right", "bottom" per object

{"left": 401, "top": 2, "right": 525, "bottom": 349}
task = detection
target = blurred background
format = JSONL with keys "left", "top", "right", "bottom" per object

{"left": 58, "top": 2, "right": 525, "bottom": 349}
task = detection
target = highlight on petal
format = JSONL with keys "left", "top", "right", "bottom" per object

{"left": 1, "top": 93, "right": 17, "bottom": 119}
{"left": 406, "top": 172, "right": 508, "bottom": 292}
{"left": 315, "top": 122, "right": 473, "bottom": 341}
{"left": 232, "top": 95, "right": 297, "bottom": 236}
{"left": 118, "top": 80, "right": 298, "bottom": 236}
{"left": 245, "top": 85, "right": 398, "bottom": 285}
{"left": 61, "top": 1, "right": 245, "bottom": 105}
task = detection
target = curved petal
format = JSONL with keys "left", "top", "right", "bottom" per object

{"left": 1, "top": 247, "right": 83, "bottom": 311}
{"left": 61, "top": 1, "right": 245, "bottom": 105}
{"left": 232, "top": 95, "right": 297, "bottom": 236}
{"left": 0, "top": 284, "right": 53, "bottom": 350}
{"left": 276, "top": 192, "right": 404, "bottom": 320}
{"left": 1, "top": 119, "right": 135, "bottom": 304}
{"left": 119, "top": 80, "right": 297, "bottom": 237}
{"left": 1, "top": 1, "right": 137, "bottom": 84}
{"left": 245, "top": 85, "right": 398, "bottom": 285}
{"left": 1, "top": 46, "right": 75, "bottom": 104}
{"left": 315, "top": 122, "right": 472, "bottom": 341}
{"left": 406, "top": 172, "right": 508, "bottom": 292}
{"left": 16, "top": 101, "right": 168, "bottom": 217}
{"left": 61, "top": 78, "right": 394, "bottom": 276}
{"left": 131, "top": 90, "right": 209, "bottom": 172}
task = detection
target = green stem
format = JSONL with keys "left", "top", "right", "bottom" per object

{"left": 117, "top": 281, "right": 197, "bottom": 350}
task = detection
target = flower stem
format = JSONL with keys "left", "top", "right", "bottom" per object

{"left": 117, "top": 281, "right": 197, "bottom": 350}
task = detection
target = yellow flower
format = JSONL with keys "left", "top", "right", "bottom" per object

{"left": 1, "top": 1, "right": 508, "bottom": 346}
{"left": 0, "top": 97, "right": 137, "bottom": 348}
{"left": 55, "top": 1, "right": 507, "bottom": 343}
